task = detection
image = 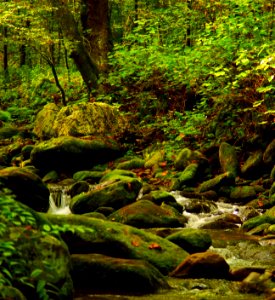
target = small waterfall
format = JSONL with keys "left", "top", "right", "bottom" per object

{"left": 48, "top": 185, "right": 72, "bottom": 214}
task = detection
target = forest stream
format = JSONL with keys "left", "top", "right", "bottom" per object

{"left": 48, "top": 185, "right": 275, "bottom": 300}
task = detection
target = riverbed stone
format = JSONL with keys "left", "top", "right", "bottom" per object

{"left": 69, "top": 181, "right": 90, "bottom": 197}
{"left": 99, "top": 169, "right": 137, "bottom": 182}
{"left": 44, "top": 214, "right": 189, "bottom": 275}
{"left": 33, "top": 102, "right": 128, "bottom": 139}
{"left": 199, "top": 213, "right": 242, "bottom": 230}
{"left": 174, "top": 148, "right": 206, "bottom": 171}
{"left": 170, "top": 252, "right": 230, "bottom": 279}
{"left": 70, "top": 176, "right": 142, "bottom": 214}
{"left": 166, "top": 228, "right": 212, "bottom": 254}
{"left": 71, "top": 253, "right": 170, "bottom": 294}
{"left": 219, "top": 142, "right": 238, "bottom": 178}
{"left": 197, "top": 172, "right": 234, "bottom": 193}
{"left": 108, "top": 200, "right": 187, "bottom": 228}
{"left": 0, "top": 166, "right": 49, "bottom": 212}
{"left": 263, "top": 139, "right": 275, "bottom": 165}
{"left": 73, "top": 170, "right": 105, "bottom": 183}
{"left": 230, "top": 186, "right": 257, "bottom": 203}
{"left": 180, "top": 198, "right": 217, "bottom": 214}
{"left": 116, "top": 157, "right": 145, "bottom": 170}
{"left": 172, "top": 163, "right": 199, "bottom": 190}
{"left": 30, "top": 136, "right": 121, "bottom": 172}
{"left": 241, "top": 150, "right": 263, "bottom": 179}
{"left": 242, "top": 215, "right": 275, "bottom": 231}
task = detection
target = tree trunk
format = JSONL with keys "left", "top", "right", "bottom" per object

{"left": 48, "top": 0, "right": 99, "bottom": 92}
{"left": 81, "top": 0, "right": 112, "bottom": 72}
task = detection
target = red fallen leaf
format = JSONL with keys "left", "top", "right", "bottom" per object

{"left": 258, "top": 200, "right": 264, "bottom": 207}
{"left": 159, "top": 161, "right": 167, "bottom": 167}
{"left": 148, "top": 243, "right": 162, "bottom": 250}
{"left": 161, "top": 171, "right": 168, "bottom": 176}
{"left": 131, "top": 240, "right": 140, "bottom": 247}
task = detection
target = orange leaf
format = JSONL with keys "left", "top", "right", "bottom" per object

{"left": 131, "top": 240, "right": 140, "bottom": 247}
{"left": 148, "top": 243, "right": 162, "bottom": 250}
{"left": 159, "top": 161, "right": 167, "bottom": 167}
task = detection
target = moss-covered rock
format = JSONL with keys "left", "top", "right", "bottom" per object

{"left": 69, "top": 181, "right": 90, "bottom": 197}
{"left": 44, "top": 214, "right": 189, "bottom": 275}
{"left": 144, "top": 149, "right": 165, "bottom": 169}
{"left": 166, "top": 228, "right": 212, "bottom": 254}
{"left": 30, "top": 136, "right": 122, "bottom": 172}
{"left": 73, "top": 170, "right": 105, "bottom": 182}
{"left": 174, "top": 148, "right": 205, "bottom": 171}
{"left": 33, "top": 102, "right": 128, "bottom": 139}
{"left": 197, "top": 172, "right": 233, "bottom": 193}
{"left": 172, "top": 163, "right": 199, "bottom": 190}
{"left": 108, "top": 200, "right": 187, "bottom": 228}
{"left": 116, "top": 157, "right": 145, "bottom": 170}
{"left": 42, "top": 170, "right": 59, "bottom": 183}
{"left": 263, "top": 139, "right": 275, "bottom": 165}
{"left": 242, "top": 215, "right": 275, "bottom": 231}
{"left": 230, "top": 186, "right": 257, "bottom": 203}
{"left": 99, "top": 169, "right": 137, "bottom": 182}
{"left": 219, "top": 142, "right": 238, "bottom": 178}
{"left": 241, "top": 150, "right": 263, "bottom": 179}
{"left": 71, "top": 253, "right": 170, "bottom": 294}
{"left": 0, "top": 167, "right": 49, "bottom": 212}
{"left": 70, "top": 176, "right": 142, "bottom": 214}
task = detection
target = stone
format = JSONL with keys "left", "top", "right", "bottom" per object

{"left": 69, "top": 181, "right": 90, "bottom": 197}
{"left": 30, "top": 136, "right": 121, "bottom": 172}
{"left": 263, "top": 139, "right": 275, "bottom": 165}
{"left": 144, "top": 149, "right": 165, "bottom": 169}
{"left": 71, "top": 253, "right": 170, "bottom": 294}
{"left": 170, "top": 252, "right": 230, "bottom": 279}
{"left": 172, "top": 163, "right": 199, "bottom": 190}
{"left": 166, "top": 228, "right": 212, "bottom": 253}
{"left": 199, "top": 213, "right": 241, "bottom": 230}
{"left": 44, "top": 214, "right": 189, "bottom": 275}
{"left": 230, "top": 186, "right": 257, "bottom": 203}
{"left": 108, "top": 200, "right": 187, "bottom": 228}
{"left": 174, "top": 148, "right": 206, "bottom": 171}
{"left": 73, "top": 170, "right": 105, "bottom": 183}
{"left": 219, "top": 142, "right": 238, "bottom": 178}
{"left": 181, "top": 198, "right": 217, "bottom": 214}
{"left": 242, "top": 215, "right": 275, "bottom": 231}
{"left": 116, "top": 157, "right": 145, "bottom": 170}
{"left": 70, "top": 176, "right": 142, "bottom": 214}
{"left": 33, "top": 102, "right": 128, "bottom": 139}
{"left": 0, "top": 167, "right": 49, "bottom": 212}
{"left": 197, "top": 172, "right": 234, "bottom": 193}
{"left": 241, "top": 150, "right": 263, "bottom": 179}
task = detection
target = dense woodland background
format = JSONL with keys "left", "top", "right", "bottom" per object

{"left": 0, "top": 0, "right": 274, "bottom": 146}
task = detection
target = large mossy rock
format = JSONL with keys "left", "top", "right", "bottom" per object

{"left": 33, "top": 102, "right": 128, "bottom": 139}
{"left": 71, "top": 253, "right": 169, "bottom": 294}
{"left": 0, "top": 167, "right": 49, "bottom": 212}
{"left": 241, "top": 150, "right": 263, "bottom": 179}
{"left": 219, "top": 142, "right": 238, "bottom": 178}
{"left": 0, "top": 196, "right": 73, "bottom": 299}
{"left": 70, "top": 176, "right": 142, "bottom": 214}
{"left": 30, "top": 136, "right": 122, "bottom": 172}
{"left": 44, "top": 214, "right": 189, "bottom": 275}
{"left": 263, "top": 139, "right": 275, "bottom": 165}
{"left": 197, "top": 172, "right": 233, "bottom": 193}
{"left": 108, "top": 200, "right": 187, "bottom": 228}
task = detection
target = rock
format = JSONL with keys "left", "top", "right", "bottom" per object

{"left": 99, "top": 169, "right": 137, "bottom": 182}
{"left": 42, "top": 170, "right": 59, "bottom": 183}
{"left": 0, "top": 167, "right": 49, "bottom": 212}
{"left": 242, "top": 215, "right": 275, "bottom": 231}
{"left": 180, "top": 198, "right": 217, "bottom": 214}
{"left": 30, "top": 136, "right": 121, "bottom": 172}
{"left": 230, "top": 267, "right": 266, "bottom": 281}
{"left": 33, "top": 102, "right": 128, "bottom": 139}
{"left": 0, "top": 196, "right": 73, "bottom": 299}
{"left": 144, "top": 149, "right": 164, "bottom": 169}
{"left": 199, "top": 213, "right": 241, "bottom": 230}
{"left": 70, "top": 176, "right": 142, "bottom": 214}
{"left": 116, "top": 157, "right": 145, "bottom": 170}
{"left": 69, "top": 181, "right": 90, "bottom": 197}
{"left": 44, "top": 214, "right": 190, "bottom": 275}
{"left": 263, "top": 139, "right": 275, "bottom": 165}
{"left": 230, "top": 186, "right": 257, "bottom": 203}
{"left": 73, "top": 170, "right": 105, "bottom": 183}
{"left": 241, "top": 150, "right": 263, "bottom": 179}
{"left": 170, "top": 252, "right": 230, "bottom": 279}
{"left": 239, "top": 271, "right": 274, "bottom": 294}
{"left": 0, "top": 126, "right": 19, "bottom": 139}
{"left": 172, "top": 163, "right": 199, "bottom": 190}
{"left": 197, "top": 172, "right": 234, "bottom": 193}
{"left": 108, "top": 200, "right": 187, "bottom": 228}
{"left": 71, "top": 253, "right": 170, "bottom": 294}
{"left": 174, "top": 148, "right": 206, "bottom": 171}
{"left": 219, "top": 142, "right": 238, "bottom": 178}
{"left": 166, "top": 228, "right": 212, "bottom": 253}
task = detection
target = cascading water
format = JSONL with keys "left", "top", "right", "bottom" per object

{"left": 48, "top": 184, "right": 72, "bottom": 214}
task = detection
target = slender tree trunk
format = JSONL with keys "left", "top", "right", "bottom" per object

{"left": 81, "top": 0, "right": 112, "bottom": 72}
{"left": 48, "top": 0, "right": 99, "bottom": 93}
{"left": 3, "top": 27, "right": 8, "bottom": 72}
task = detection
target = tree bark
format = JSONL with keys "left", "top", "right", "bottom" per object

{"left": 48, "top": 0, "right": 99, "bottom": 92}
{"left": 81, "top": 0, "right": 112, "bottom": 72}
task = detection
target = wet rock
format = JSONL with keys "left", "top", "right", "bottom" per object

{"left": 242, "top": 215, "right": 275, "bottom": 231}
{"left": 69, "top": 181, "right": 90, "bottom": 197}
{"left": 70, "top": 176, "right": 142, "bottom": 214}
{"left": 241, "top": 150, "right": 264, "bottom": 179}
{"left": 170, "top": 252, "right": 230, "bottom": 279}
{"left": 239, "top": 271, "right": 274, "bottom": 294}
{"left": 166, "top": 228, "right": 212, "bottom": 254}
{"left": 181, "top": 198, "right": 217, "bottom": 214}
{"left": 172, "top": 163, "right": 199, "bottom": 190}
{"left": 42, "top": 170, "right": 59, "bottom": 183}
{"left": 108, "top": 200, "right": 187, "bottom": 228}
{"left": 71, "top": 253, "right": 170, "bottom": 294}
{"left": 99, "top": 169, "right": 137, "bottom": 182}
{"left": 230, "top": 267, "right": 266, "bottom": 281}
{"left": 174, "top": 148, "right": 206, "bottom": 171}
{"left": 30, "top": 136, "right": 121, "bottom": 172}
{"left": 44, "top": 214, "right": 189, "bottom": 275}
{"left": 197, "top": 172, "right": 234, "bottom": 193}
{"left": 219, "top": 142, "right": 238, "bottom": 178}
{"left": 230, "top": 186, "right": 257, "bottom": 203}
{"left": 82, "top": 212, "right": 107, "bottom": 220}
{"left": 0, "top": 166, "right": 49, "bottom": 212}
{"left": 263, "top": 139, "right": 275, "bottom": 165}
{"left": 199, "top": 213, "right": 241, "bottom": 230}
{"left": 33, "top": 102, "right": 128, "bottom": 139}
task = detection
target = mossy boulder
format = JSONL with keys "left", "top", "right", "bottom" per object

{"left": 219, "top": 142, "right": 238, "bottom": 178}
{"left": 242, "top": 215, "right": 275, "bottom": 231}
{"left": 33, "top": 102, "right": 128, "bottom": 139}
{"left": 166, "top": 228, "right": 212, "bottom": 253}
{"left": 241, "top": 150, "right": 263, "bottom": 179}
{"left": 0, "top": 167, "right": 49, "bottom": 212}
{"left": 99, "top": 169, "right": 137, "bottom": 182}
{"left": 172, "top": 163, "right": 199, "bottom": 190}
{"left": 71, "top": 253, "right": 169, "bottom": 294}
{"left": 116, "top": 157, "right": 145, "bottom": 170}
{"left": 30, "top": 136, "right": 121, "bottom": 172}
{"left": 108, "top": 200, "right": 187, "bottom": 228}
{"left": 174, "top": 148, "right": 205, "bottom": 171}
{"left": 44, "top": 214, "right": 189, "bottom": 275}
{"left": 70, "top": 176, "right": 142, "bottom": 214}
{"left": 69, "top": 181, "right": 90, "bottom": 197}
{"left": 230, "top": 186, "right": 257, "bottom": 203}
{"left": 72, "top": 170, "right": 105, "bottom": 183}
{"left": 197, "top": 172, "right": 233, "bottom": 193}
{"left": 144, "top": 149, "right": 165, "bottom": 169}
{"left": 263, "top": 139, "right": 275, "bottom": 165}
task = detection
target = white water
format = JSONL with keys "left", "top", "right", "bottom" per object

{"left": 48, "top": 185, "right": 72, "bottom": 214}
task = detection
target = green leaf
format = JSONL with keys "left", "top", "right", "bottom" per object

{"left": 31, "top": 268, "right": 43, "bottom": 278}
